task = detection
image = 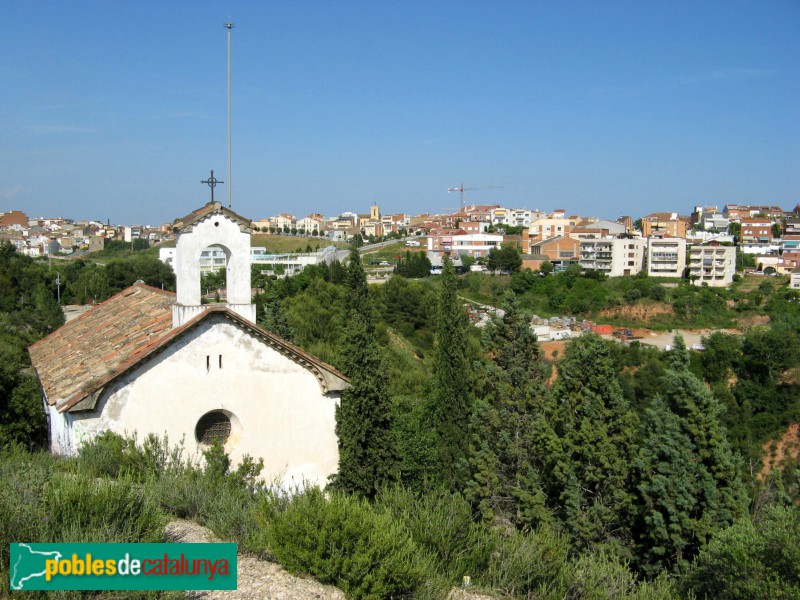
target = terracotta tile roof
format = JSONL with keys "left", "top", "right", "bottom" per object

{"left": 29, "top": 283, "right": 176, "bottom": 411}
{"left": 29, "top": 283, "right": 350, "bottom": 413}
{"left": 172, "top": 201, "right": 252, "bottom": 233}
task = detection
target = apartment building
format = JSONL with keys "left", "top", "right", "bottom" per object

{"left": 646, "top": 238, "right": 686, "bottom": 278}
{"left": 617, "top": 215, "right": 634, "bottom": 233}
{"left": 569, "top": 219, "right": 627, "bottom": 241}
{"left": 529, "top": 216, "right": 578, "bottom": 241}
{"left": 641, "top": 212, "right": 688, "bottom": 238}
{"left": 426, "top": 230, "right": 503, "bottom": 260}
{"left": 740, "top": 218, "right": 773, "bottom": 244}
{"left": 790, "top": 268, "right": 800, "bottom": 290}
{"left": 464, "top": 205, "right": 500, "bottom": 222}
{"left": 723, "top": 204, "right": 785, "bottom": 221}
{"left": 530, "top": 236, "right": 580, "bottom": 264}
{"left": 297, "top": 214, "right": 326, "bottom": 233}
{"left": 489, "top": 207, "right": 540, "bottom": 228}
{"left": 778, "top": 251, "right": 800, "bottom": 274}
{"left": 579, "top": 238, "right": 646, "bottom": 276}
{"left": 688, "top": 243, "right": 736, "bottom": 287}
{"left": 269, "top": 213, "right": 296, "bottom": 231}
{"left": 0, "top": 210, "right": 29, "bottom": 230}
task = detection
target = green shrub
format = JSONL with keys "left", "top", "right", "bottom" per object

{"left": 256, "top": 487, "right": 433, "bottom": 599}
{"left": 379, "top": 485, "right": 490, "bottom": 584}
{"left": 74, "top": 431, "right": 188, "bottom": 481}
{"left": 485, "top": 525, "right": 571, "bottom": 598}
{"left": 0, "top": 447, "right": 54, "bottom": 566}
{"left": 48, "top": 474, "right": 165, "bottom": 544}
{"left": 148, "top": 469, "right": 216, "bottom": 520}
{"left": 680, "top": 507, "right": 800, "bottom": 599}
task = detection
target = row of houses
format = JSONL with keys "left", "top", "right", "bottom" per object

{"left": 251, "top": 205, "right": 412, "bottom": 239}
{"left": 0, "top": 210, "right": 172, "bottom": 257}
{"left": 424, "top": 225, "right": 738, "bottom": 287}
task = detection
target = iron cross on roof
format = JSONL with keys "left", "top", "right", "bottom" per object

{"left": 201, "top": 170, "right": 224, "bottom": 203}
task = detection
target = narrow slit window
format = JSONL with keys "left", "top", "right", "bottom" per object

{"left": 219, "top": 354, "right": 223, "bottom": 369}
{"left": 206, "top": 355, "right": 210, "bottom": 371}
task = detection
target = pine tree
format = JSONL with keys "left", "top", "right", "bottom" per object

{"left": 633, "top": 397, "right": 698, "bottom": 575}
{"left": 546, "top": 334, "right": 637, "bottom": 552}
{"left": 430, "top": 256, "right": 474, "bottom": 491}
{"left": 258, "top": 292, "right": 294, "bottom": 341}
{"left": 466, "top": 291, "right": 553, "bottom": 528}
{"left": 333, "top": 247, "right": 400, "bottom": 497}
{"left": 658, "top": 336, "right": 748, "bottom": 555}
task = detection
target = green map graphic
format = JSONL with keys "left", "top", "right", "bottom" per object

{"left": 10, "top": 544, "right": 63, "bottom": 590}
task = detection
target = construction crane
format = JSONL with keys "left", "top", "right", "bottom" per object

{"left": 447, "top": 183, "right": 504, "bottom": 212}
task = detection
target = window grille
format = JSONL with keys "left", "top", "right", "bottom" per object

{"left": 195, "top": 411, "right": 232, "bottom": 445}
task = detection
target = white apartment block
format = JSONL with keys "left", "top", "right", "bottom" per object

{"left": 490, "top": 208, "right": 536, "bottom": 228}
{"left": 529, "top": 217, "right": 577, "bottom": 240}
{"left": 579, "top": 238, "right": 646, "bottom": 276}
{"left": 688, "top": 244, "right": 736, "bottom": 287}
{"left": 790, "top": 269, "right": 800, "bottom": 290}
{"left": 427, "top": 232, "right": 503, "bottom": 260}
{"left": 297, "top": 215, "right": 325, "bottom": 233}
{"left": 270, "top": 214, "right": 296, "bottom": 230}
{"left": 647, "top": 238, "right": 686, "bottom": 278}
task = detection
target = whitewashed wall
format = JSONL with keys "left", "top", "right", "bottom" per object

{"left": 58, "top": 318, "right": 341, "bottom": 487}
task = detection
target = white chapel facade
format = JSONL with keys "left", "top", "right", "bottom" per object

{"left": 29, "top": 201, "right": 349, "bottom": 486}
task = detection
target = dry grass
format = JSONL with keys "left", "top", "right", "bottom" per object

{"left": 251, "top": 234, "right": 348, "bottom": 253}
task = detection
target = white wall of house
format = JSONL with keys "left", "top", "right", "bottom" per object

{"left": 579, "top": 238, "right": 645, "bottom": 276}
{"left": 647, "top": 238, "right": 686, "bottom": 277}
{"left": 688, "top": 245, "right": 736, "bottom": 287}
{"left": 53, "top": 318, "right": 341, "bottom": 487}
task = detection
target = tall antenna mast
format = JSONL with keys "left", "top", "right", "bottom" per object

{"left": 224, "top": 22, "right": 235, "bottom": 209}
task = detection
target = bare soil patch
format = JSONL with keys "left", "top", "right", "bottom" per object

{"left": 760, "top": 423, "right": 800, "bottom": 479}
{"left": 598, "top": 303, "right": 673, "bottom": 321}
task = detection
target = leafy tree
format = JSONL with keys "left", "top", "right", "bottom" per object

{"left": 466, "top": 291, "right": 553, "bottom": 528}
{"left": 394, "top": 251, "right": 432, "bottom": 278}
{"left": 546, "top": 334, "right": 638, "bottom": 553}
{"left": 429, "top": 256, "right": 474, "bottom": 491}
{"left": 282, "top": 278, "right": 346, "bottom": 362}
{"left": 487, "top": 244, "right": 522, "bottom": 273}
{"left": 256, "top": 291, "right": 294, "bottom": 341}
{"left": 334, "top": 247, "right": 399, "bottom": 497}
{"left": 739, "top": 326, "right": 800, "bottom": 384}
{"left": 0, "top": 334, "right": 47, "bottom": 449}
{"left": 701, "top": 332, "right": 741, "bottom": 384}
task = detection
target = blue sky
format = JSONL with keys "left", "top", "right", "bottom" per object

{"left": 2, "top": 1, "right": 798, "bottom": 225}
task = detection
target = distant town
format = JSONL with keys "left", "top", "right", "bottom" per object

{"left": 2, "top": 201, "right": 800, "bottom": 291}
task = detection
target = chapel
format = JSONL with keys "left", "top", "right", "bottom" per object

{"left": 28, "top": 201, "right": 349, "bottom": 486}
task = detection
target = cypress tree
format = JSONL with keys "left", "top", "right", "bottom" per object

{"left": 430, "top": 256, "right": 473, "bottom": 491}
{"left": 466, "top": 291, "right": 553, "bottom": 528}
{"left": 546, "top": 334, "right": 637, "bottom": 552}
{"left": 334, "top": 247, "right": 399, "bottom": 497}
